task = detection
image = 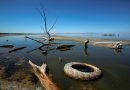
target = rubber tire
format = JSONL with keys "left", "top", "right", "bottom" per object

{"left": 64, "top": 62, "right": 102, "bottom": 80}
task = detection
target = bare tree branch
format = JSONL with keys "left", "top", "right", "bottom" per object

{"left": 41, "top": 6, "right": 48, "bottom": 33}
{"left": 36, "top": 7, "right": 44, "bottom": 20}
{"left": 48, "top": 16, "right": 58, "bottom": 32}
{"left": 35, "top": 7, "right": 46, "bottom": 33}
{"left": 37, "top": 4, "right": 58, "bottom": 41}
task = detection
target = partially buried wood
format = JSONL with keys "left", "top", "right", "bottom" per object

{"left": 56, "top": 45, "right": 75, "bottom": 51}
{"left": 29, "top": 60, "right": 59, "bottom": 90}
{"left": 112, "top": 41, "right": 123, "bottom": 49}
{"left": 0, "top": 44, "right": 14, "bottom": 48}
{"left": 8, "top": 46, "right": 26, "bottom": 53}
{"left": 57, "top": 47, "right": 71, "bottom": 51}
{"left": 27, "top": 45, "right": 56, "bottom": 54}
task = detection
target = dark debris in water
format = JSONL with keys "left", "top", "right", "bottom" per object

{"left": 56, "top": 45, "right": 75, "bottom": 51}
{"left": 0, "top": 45, "right": 14, "bottom": 48}
{"left": 8, "top": 46, "right": 26, "bottom": 53}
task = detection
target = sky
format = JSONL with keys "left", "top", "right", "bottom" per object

{"left": 0, "top": 0, "right": 130, "bottom": 33}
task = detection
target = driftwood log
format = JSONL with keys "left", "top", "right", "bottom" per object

{"left": 94, "top": 41, "right": 123, "bottom": 49}
{"left": 8, "top": 46, "right": 26, "bottom": 53}
{"left": 112, "top": 41, "right": 122, "bottom": 49}
{"left": 0, "top": 44, "right": 14, "bottom": 48}
{"left": 56, "top": 45, "right": 75, "bottom": 51}
{"left": 29, "top": 60, "right": 59, "bottom": 90}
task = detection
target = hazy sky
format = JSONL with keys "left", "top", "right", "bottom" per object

{"left": 0, "top": 0, "right": 130, "bottom": 33}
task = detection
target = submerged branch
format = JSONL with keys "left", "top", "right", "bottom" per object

{"left": 9, "top": 46, "right": 26, "bottom": 53}
{"left": 0, "top": 44, "right": 14, "bottom": 48}
{"left": 25, "top": 36, "right": 44, "bottom": 45}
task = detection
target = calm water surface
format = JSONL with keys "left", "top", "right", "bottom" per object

{"left": 0, "top": 35, "right": 130, "bottom": 90}
{"left": 55, "top": 33, "right": 130, "bottom": 41}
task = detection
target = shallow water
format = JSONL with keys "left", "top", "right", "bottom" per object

{"left": 0, "top": 35, "right": 130, "bottom": 90}
{"left": 55, "top": 33, "right": 130, "bottom": 41}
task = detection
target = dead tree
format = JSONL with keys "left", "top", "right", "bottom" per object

{"left": 37, "top": 6, "right": 58, "bottom": 41}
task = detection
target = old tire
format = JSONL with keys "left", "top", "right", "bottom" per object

{"left": 64, "top": 62, "right": 102, "bottom": 80}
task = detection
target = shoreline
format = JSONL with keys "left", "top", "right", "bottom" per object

{"left": 1, "top": 34, "right": 130, "bottom": 48}
{"left": 52, "top": 36, "right": 130, "bottom": 48}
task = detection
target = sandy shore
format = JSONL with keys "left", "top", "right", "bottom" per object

{"left": 52, "top": 36, "right": 130, "bottom": 48}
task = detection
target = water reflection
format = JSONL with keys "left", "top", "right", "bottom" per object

{"left": 84, "top": 47, "right": 88, "bottom": 56}
{"left": 113, "top": 48, "right": 122, "bottom": 55}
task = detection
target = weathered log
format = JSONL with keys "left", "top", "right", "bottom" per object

{"left": 112, "top": 41, "right": 122, "bottom": 49}
{"left": 0, "top": 44, "right": 14, "bottom": 48}
{"left": 56, "top": 45, "right": 75, "bottom": 51}
{"left": 56, "top": 45, "right": 75, "bottom": 49}
{"left": 29, "top": 60, "right": 59, "bottom": 90}
{"left": 94, "top": 41, "right": 123, "bottom": 49}
{"left": 94, "top": 41, "right": 122, "bottom": 45}
{"left": 9, "top": 46, "right": 26, "bottom": 53}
